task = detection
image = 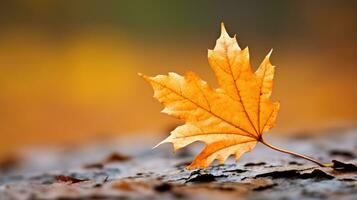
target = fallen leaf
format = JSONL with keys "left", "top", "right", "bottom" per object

{"left": 140, "top": 23, "right": 328, "bottom": 169}
{"left": 140, "top": 23, "right": 278, "bottom": 169}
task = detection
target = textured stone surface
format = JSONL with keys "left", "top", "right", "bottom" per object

{"left": 0, "top": 127, "right": 356, "bottom": 200}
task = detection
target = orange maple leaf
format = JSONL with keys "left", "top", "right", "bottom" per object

{"left": 140, "top": 23, "right": 330, "bottom": 169}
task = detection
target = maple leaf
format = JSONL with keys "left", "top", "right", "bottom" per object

{"left": 140, "top": 23, "right": 330, "bottom": 169}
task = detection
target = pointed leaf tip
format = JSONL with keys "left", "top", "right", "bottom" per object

{"left": 153, "top": 137, "right": 170, "bottom": 149}
{"left": 138, "top": 73, "right": 152, "bottom": 82}
{"left": 152, "top": 143, "right": 160, "bottom": 149}
{"left": 153, "top": 141, "right": 164, "bottom": 149}
{"left": 267, "top": 49, "right": 273, "bottom": 58}
{"left": 220, "top": 22, "right": 225, "bottom": 30}
{"left": 138, "top": 72, "right": 148, "bottom": 80}
{"left": 220, "top": 22, "right": 229, "bottom": 37}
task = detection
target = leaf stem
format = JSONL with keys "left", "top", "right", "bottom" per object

{"left": 260, "top": 137, "right": 332, "bottom": 167}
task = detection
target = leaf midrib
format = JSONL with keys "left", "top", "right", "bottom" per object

{"left": 152, "top": 78, "right": 257, "bottom": 139}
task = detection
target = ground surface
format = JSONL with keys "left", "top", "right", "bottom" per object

{"left": 0, "top": 127, "right": 356, "bottom": 200}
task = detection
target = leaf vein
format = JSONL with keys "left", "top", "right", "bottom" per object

{"left": 153, "top": 79, "right": 257, "bottom": 138}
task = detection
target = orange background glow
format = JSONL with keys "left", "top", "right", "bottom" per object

{"left": 0, "top": 1, "right": 356, "bottom": 158}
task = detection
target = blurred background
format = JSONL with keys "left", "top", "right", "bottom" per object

{"left": 0, "top": 0, "right": 356, "bottom": 159}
